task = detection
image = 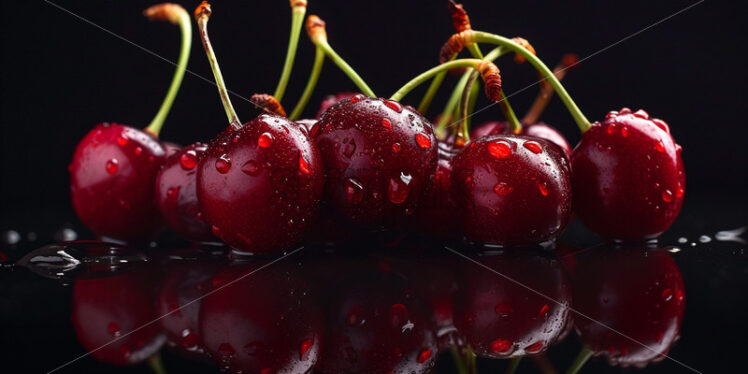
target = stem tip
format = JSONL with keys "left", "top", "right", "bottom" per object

{"left": 143, "top": 3, "right": 188, "bottom": 25}
{"left": 194, "top": 1, "right": 211, "bottom": 21}
{"left": 250, "top": 94, "right": 287, "bottom": 117}
{"left": 306, "top": 15, "right": 327, "bottom": 43}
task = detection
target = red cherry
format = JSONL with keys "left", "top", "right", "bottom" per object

{"left": 314, "top": 96, "right": 438, "bottom": 231}
{"left": 571, "top": 245, "right": 685, "bottom": 367}
{"left": 571, "top": 109, "right": 685, "bottom": 240}
{"left": 414, "top": 141, "right": 461, "bottom": 241}
{"left": 451, "top": 134, "right": 572, "bottom": 246}
{"left": 315, "top": 92, "right": 358, "bottom": 119}
{"left": 199, "top": 260, "right": 321, "bottom": 374}
{"left": 71, "top": 267, "right": 164, "bottom": 366}
{"left": 155, "top": 143, "right": 215, "bottom": 242}
{"left": 70, "top": 123, "right": 166, "bottom": 241}
{"left": 471, "top": 121, "right": 572, "bottom": 158}
{"left": 453, "top": 250, "right": 571, "bottom": 358}
{"left": 196, "top": 115, "right": 324, "bottom": 254}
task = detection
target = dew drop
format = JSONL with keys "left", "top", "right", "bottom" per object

{"left": 383, "top": 100, "right": 403, "bottom": 112}
{"left": 215, "top": 155, "right": 231, "bottom": 174}
{"left": 299, "top": 156, "right": 312, "bottom": 174}
{"left": 258, "top": 133, "right": 274, "bottom": 148}
{"left": 662, "top": 288, "right": 673, "bottom": 302}
{"left": 181, "top": 329, "right": 198, "bottom": 349}
{"left": 105, "top": 159, "right": 119, "bottom": 174}
{"left": 381, "top": 119, "right": 392, "bottom": 129}
{"left": 117, "top": 136, "right": 128, "bottom": 146}
{"left": 167, "top": 186, "right": 180, "bottom": 201}
{"left": 180, "top": 150, "right": 198, "bottom": 170}
{"left": 538, "top": 304, "right": 550, "bottom": 318}
{"left": 675, "top": 186, "right": 684, "bottom": 198}
{"left": 241, "top": 160, "right": 261, "bottom": 176}
{"left": 299, "top": 338, "right": 314, "bottom": 359}
{"left": 655, "top": 140, "right": 665, "bottom": 153}
{"left": 489, "top": 339, "right": 511, "bottom": 353}
{"left": 493, "top": 182, "right": 514, "bottom": 196}
{"left": 350, "top": 94, "right": 364, "bottom": 103}
{"left": 526, "top": 341, "right": 544, "bottom": 353}
{"left": 621, "top": 126, "right": 629, "bottom": 137}
{"left": 662, "top": 189, "right": 673, "bottom": 202}
{"left": 415, "top": 133, "right": 432, "bottom": 149}
{"left": 388, "top": 172, "right": 412, "bottom": 204}
{"left": 345, "top": 178, "right": 364, "bottom": 204}
{"left": 107, "top": 322, "right": 121, "bottom": 337}
{"left": 523, "top": 141, "right": 542, "bottom": 154}
{"left": 488, "top": 141, "right": 511, "bottom": 158}
{"left": 134, "top": 146, "right": 143, "bottom": 155}
{"left": 652, "top": 118, "right": 670, "bottom": 133}
{"left": 605, "top": 111, "right": 618, "bottom": 119}
{"left": 537, "top": 181, "right": 549, "bottom": 196}
{"left": 607, "top": 123, "right": 616, "bottom": 135}
{"left": 211, "top": 225, "right": 221, "bottom": 237}
{"left": 392, "top": 143, "right": 401, "bottom": 153}
{"left": 417, "top": 349, "right": 432, "bottom": 364}
{"left": 633, "top": 109, "right": 649, "bottom": 119}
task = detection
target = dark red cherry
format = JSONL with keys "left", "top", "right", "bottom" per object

{"left": 199, "top": 260, "right": 321, "bottom": 374}
{"left": 314, "top": 95, "right": 438, "bottom": 231}
{"left": 71, "top": 267, "right": 164, "bottom": 366}
{"left": 571, "top": 108, "right": 685, "bottom": 241}
{"left": 70, "top": 123, "right": 166, "bottom": 241}
{"left": 453, "top": 250, "right": 571, "bottom": 358}
{"left": 155, "top": 143, "right": 215, "bottom": 242}
{"left": 196, "top": 114, "right": 324, "bottom": 254}
{"left": 571, "top": 245, "right": 685, "bottom": 367}
{"left": 414, "top": 140, "right": 460, "bottom": 241}
{"left": 451, "top": 134, "right": 572, "bottom": 246}
{"left": 315, "top": 91, "right": 358, "bottom": 119}
{"left": 316, "top": 260, "right": 437, "bottom": 374}
{"left": 471, "top": 121, "right": 572, "bottom": 158}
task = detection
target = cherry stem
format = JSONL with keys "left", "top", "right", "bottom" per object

{"left": 418, "top": 70, "right": 447, "bottom": 115}
{"left": 195, "top": 2, "right": 241, "bottom": 129}
{"left": 289, "top": 46, "right": 325, "bottom": 120}
{"left": 147, "top": 353, "right": 167, "bottom": 374}
{"left": 472, "top": 31, "right": 591, "bottom": 132}
{"left": 456, "top": 70, "right": 478, "bottom": 146}
{"left": 436, "top": 69, "right": 471, "bottom": 139}
{"left": 273, "top": 1, "right": 307, "bottom": 102}
{"left": 564, "top": 345, "right": 594, "bottom": 374}
{"left": 465, "top": 43, "right": 521, "bottom": 133}
{"left": 505, "top": 357, "right": 522, "bottom": 374}
{"left": 306, "top": 15, "right": 375, "bottom": 97}
{"left": 390, "top": 59, "right": 492, "bottom": 102}
{"left": 144, "top": 4, "right": 192, "bottom": 137}
{"left": 522, "top": 54, "right": 578, "bottom": 125}
{"left": 449, "top": 346, "right": 470, "bottom": 374}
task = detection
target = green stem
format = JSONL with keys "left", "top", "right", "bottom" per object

{"left": 316, "top": 39, "right": 375, "bottom": 97}
{"left": 273, "top": 6, "right": 306, "bottom": 102}
{"left": 417, "top": 71, "right": 447, "bottom": 115}
{"left": 145, "top": 11, "right": 191, "bottom": 137}
{"left": 466, "top": 347, "right": 477, "bottom": 374}
{"left": 436, "top": 70, "right": 471, "bottom": 138}
{"left": 147, "top": 353, "right": 167, "bottom": 374}
{"left": 390, "top": 59, "right": 485, "bottom": 102}
{"left": 450, "top": 346, "right": 470, "bottom": 374}
{"left": 505, "top": 357, "right": 522, "bottom": 374}
{"left": 289, "top": 46, "right": 325, "bottom": 120}
{"left": 564, "top": 346, "right": 594, "bottom": 374}
{"left": 472, "top": 31, "right": 591, "bottom": 132}
{"left": 465, "top": 43, "right": 521, "bottom": 133}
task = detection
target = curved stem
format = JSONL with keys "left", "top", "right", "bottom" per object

{"left": 564, "top": 345, "right": 594, "bottom": 374}
{"left": 273, "top": 6, "right": 306, "bottom": 102}
{"left": 449, "top": 346, "right": 469, "bottom": 374}
{"left": 289, "top": 46, "right": 325, "bottom": 120}
{"left": 456, "top": 69, "right": 477, "bottom": 145}
{"left": 436, "top": 70, "right": 471, "bottom": 138}
{"left": 465, "top": 43, "right": 521, "bottom": 133}
{"left": 417, "top": 71, "right": 447, "bottom": 115}
{"left": 522, "top": 55, "right": 576, "bottom": 125}
{"left": 147, "top": 353, "right": 167, "bottom": 374}
{"left": 145, "top": 9, "right": 192, "bottom": 137}
{"left": 505, "top": 357, "right": 522, "bottom": 374}
{"left": 390, "top": 59, "right": 485, "bottom": 102}
{"left": 195, "top": 4, "right": 241, "bottom": 129}
{"left": 316, "top": 39, "right": 375, "bottom": 97}
{"left": 473, "top": 31, "right": 591, "bottom": 132}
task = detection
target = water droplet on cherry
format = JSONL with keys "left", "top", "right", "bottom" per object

{"left": 258, "top": 133, "right": 274, "bottom": 148}
{"left": 493, "top": 182, "right": 514, "bottom": 196}
{"left": 489, "top": 339, "right": 511, "bottom": 353}
{"left": 299, "top": 338, "right": 314, "bottom": 359}
{"left": 391, "top": 143, "right": 401, "bottom": 153}
{"left": 381, "top": 119, "right": 392, "bottom": 129}
{"left": 105, "top": 159, "right": 118, "bottom": 174}
{"left": 345, "top": 178, "right": 364, "bottom": 204}
{"left": 241, "top": 160, "right": 260, "bottom": 176}
{"left": 215, "top": 155, "right": 231, "bottom": 174}
{"left": 180, "top": 150, "right": 198, "bottom": 170}
{"left": 388, "top": 172, "right": 412, "bottom": 204}
{"left": 299, "top": 156, "right": 311, "bottom": 174}
{"left": 488, "top": 140, "right": 511, "bottom": 158}
{"left": 537, "top": 181, "right": 549, "bottom": 196}
{"left": 415, "top": 133, "right": 431, "bottom": 149}
{"left": 662, "top": 189, "right": 673, "bottom": 202}
{"left": 383, "top": 100, "right": 403, "bottom": 113}
{"left": 417, "top": 349, "right": 432, "bottom": 363}
{"left": 523, "top": 141, "right": 542, "bottom": 154}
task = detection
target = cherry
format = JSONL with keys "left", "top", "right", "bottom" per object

{"left": 571, "top": 109, "right": 685, "bottom": 241}
{"left": 316, "top": 91, "right": 357, "bottom": 119}
{"left": 314, "top": 95, "right": 438, "bottom": 230}
{"left": 570, "top": 244, "right": 685, "bottom": 368}
{"left": 453, "top": 249, "right": 571, "bottom": 358}
{"left": 315, "top": 259, "right": 438, "bottom": 374}
{"left": 451, "top": 134, "right": 572, "bottom": 246}
{"left": 193, "top": 2, "right": 324, "bottom": 254}
{"left": 71, "top": 266, "right": 164, "bottom": 366}
{"left": 414, "top": 140, "right": 461, "bottom": 241}
{"left": 198, "top": 260, "right": 321, "bottom": 374}
{"left": 69, "top": 4, "right": 192, "bottom": 242}
{"left": 154, "top": 143, "right": 215, "bottom": 242}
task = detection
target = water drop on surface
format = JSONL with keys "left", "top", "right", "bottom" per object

{"left": 105, "top": 159, "right": 119, "bottom": 174}
{"left": 299, "top": 156, "right": 312, "bottom": 174}
{"left": 415, "top": 133, "right": 432, "bottom": 148}
{"left": 538, "top": 304, "right": 550, "bottom": 318}
{"left": 383, "top": 100, "right": 403, "bottom": 112}
{"left": 345, "top": 178, "right": 364, "bottom": 204}
{"left": 661, "top": 288, "right": 673, "bottom": 301}
{"left": 417, "top": 349, "right": 432, "bottom": 363}
{"left": 489, "top": 339, "right": 511, "bottom": 353}
{"left": 215, "top": 155, "right": 231, "bottom": 174}
{"left": 182, "top": 329, "right": 198, "bottom": 349}
{"left": 108, "top": 322, "right": 121, "bottom": 337}
{"left": 299, "top": 338, "right": 314, "bottom": 359}
{"left": 699, "top": 235, "right": 711, "bottom": 243}
{"left": 655, "top": 140, "right": 665, "bottom": 153}
{"left": 241, "top": 160, "right": 260, "bottom": 176}
{"left": 493, "top": 182, "right": 514, "bottom": 196}
{"left": 117, "top": 136, "right": 128, "bottom": 146}
{"left": 633, "top": 109, "right": 649, "bottom": 119}
{"left": 523, "top": 141, "right": 542, "bottom": 154}
{"left": 180, "top": 150, "right": 198, "bottom": 170}
{"left": 488, "top": 141, "right": 511, "bottom": 158}
{"left": 537, "top": 181, "right": 549, "bottom": 196}
{"left": 526, "top": 341, "right": 544, "bottom": 353}
{"left": 258, "top": 133, "right": 274, "bottom": 148}
{"left": 381, "top": 119, "right": 392, "bottom": 129}
{"left": 134, "top": 146, "right": 142, "bottom": 155}
{"left": 661, "top": 189, "right": 673, "bottom": 202}
{"left": 388, "top": 172, "right": 412, "bottom": 204}
{"left": 392, "top": 143, "right": 401, "bottom": 153}
{"left": 621, "top": 126, "right": 629, "bottom": 137}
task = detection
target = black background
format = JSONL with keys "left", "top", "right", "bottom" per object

{"left": 1, "top": 0, "right": 747, "bottom": 373}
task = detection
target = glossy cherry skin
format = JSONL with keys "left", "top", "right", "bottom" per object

{"left": 471, "top": 121, "right": 572, "bottom": 158}
{"left": 451, "top": 134, "right": 572, "bottom": 246}
{"left": 571, "top": 108, "right": 685, "bottom": 241}
{"left": 196, "top": 114, "right": 324, "bottom": 254}
{"left": 198, "top": 260, "right": 321, "bottom": 374}
{"left": 71, "top": 267, "right": 164, "bottom": 365}
{"left": 315, "top": 260, "right": 438, "bottom": 374}
{"left": 316, "top": 91, "right": 358, "bottom": 119}
{"left": 571, "top": 245, "right": 685, "bottom": 367}
{"left": 414, "top": 141, "right": 460, "bottom": 241}
{"left": 155, "top": 143, "right": 215, "bottom": 242}
{"left": 70, "top": 123, "right": 166, "bottom": 241}
{"left": 314, "top": 95, "right": 438, "bottom": 231}
{"left": 453, "top": 250, "right": 571, "bottom": 358}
